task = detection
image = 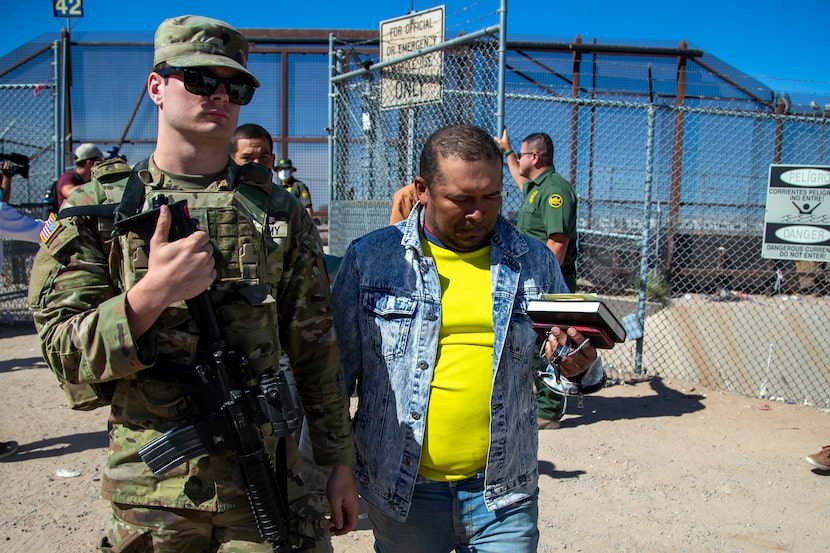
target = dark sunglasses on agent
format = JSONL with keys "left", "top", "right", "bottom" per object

{"left": 155, "top": 66, "right": 256, "bottom": 106}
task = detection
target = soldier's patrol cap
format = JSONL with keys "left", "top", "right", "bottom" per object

{"left": 276, "top": 158, "right": 295, "bottom": 169}
{"left": 153, "top": 15, "right": 260, "bottom": 87}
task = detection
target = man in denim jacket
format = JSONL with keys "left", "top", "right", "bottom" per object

{"left": 331, "top": 124, "right": 598, "bottom": 552}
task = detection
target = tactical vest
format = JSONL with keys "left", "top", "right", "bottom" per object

{"left": 125, "top": 190, "right": 278, "bottom": 374}
{"left": 56, "top": 158, "right": 284, "bottom": 409}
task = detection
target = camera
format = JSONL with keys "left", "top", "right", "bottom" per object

{"left": 0, "top": 152, "right": 30, "bottom": 179}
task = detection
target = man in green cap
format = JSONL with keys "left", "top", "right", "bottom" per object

{"left": 29, "top": 14, "right": 358, "bottom": 552}
{"left": 276, "top": 158, "right": 314, "bottom": 219}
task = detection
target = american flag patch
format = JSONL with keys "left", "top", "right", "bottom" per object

{"left": 40, "top": 212, "right": 60, "bottom": 244}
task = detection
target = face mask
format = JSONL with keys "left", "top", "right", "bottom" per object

{"left": 277, "top": 170, "right": 290, "bottom": 181}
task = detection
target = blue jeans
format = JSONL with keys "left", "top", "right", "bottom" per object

{"left": 368, "top": 473, "right": 539, "bottom": 553}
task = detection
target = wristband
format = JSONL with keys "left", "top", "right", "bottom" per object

{"left": 504, "top": 149, "right": 514, "bottom": 158}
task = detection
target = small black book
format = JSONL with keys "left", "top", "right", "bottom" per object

{"left": 526, "top": 294, "right": 626, "bottom": 349}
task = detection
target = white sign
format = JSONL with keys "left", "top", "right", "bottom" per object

{"left": 762, "top": 164, "right": 830, "bottom": 262}
{"left": 379, "top": 6, "right": 445, "bottom": 110}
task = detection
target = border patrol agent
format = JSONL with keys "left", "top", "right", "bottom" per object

{"left": 275, "top": 158, "right": 313, "bottom": 219}
{"left": 495, "top": 129, "right": 578, "bottom": 429}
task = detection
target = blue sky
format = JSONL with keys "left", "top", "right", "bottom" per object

{"left": 3, "top": 0, "right": 829, "bottom": 97}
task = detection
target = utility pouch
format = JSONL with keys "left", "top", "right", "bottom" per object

{"left": 59, "top": 380, "right": 116, "bottom": 411}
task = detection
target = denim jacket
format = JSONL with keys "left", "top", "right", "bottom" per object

{"left": 331, "top": 205, "right": 569, "bottom": 521}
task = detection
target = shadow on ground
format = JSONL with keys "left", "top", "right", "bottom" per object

{"left": 537, "top": 377, "right": 705, "bottom": 479}
{"left": 0, "top": 323, "right": 46, "bottom": 374}
{"left": 537, "top": 460, "right": 585, "bottom": 480}
{"left": 0, "top": 355, "right": 47, "bottom": 373}
{"left": 0, "top": 430, "right": 108, "bottom": 462}
{"left": 562, "top": 376, "right": 705, "bottom": 427}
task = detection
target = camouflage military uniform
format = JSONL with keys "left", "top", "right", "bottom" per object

{"left": 29, "top": 157, "right": 355, "bottom": 551}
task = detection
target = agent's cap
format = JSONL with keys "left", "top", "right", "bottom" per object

{"left": 74, "top": 143, "right": 103, "bottom": 163}
{"left": 153, "top": 15, "right": 260, "bottom": 87}
{"left": 276, "top": 158, "right": 295, "bottom": 170}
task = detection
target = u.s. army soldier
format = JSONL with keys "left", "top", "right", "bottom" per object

{"left": 29, "top": 15, "right": 357, "bottom": 552}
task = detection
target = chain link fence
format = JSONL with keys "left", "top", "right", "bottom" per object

{"left": 501, "top": 95, "right": 829, "bottom": 409}
{"left": 1, "top": 12, "right": 827, "bottom": 407}
{"left": 329, "top": 30, "right": 502, "bottom": 253}
{"left": 1, "top": 80, "right": 56, "bottom": 326}
{"left": 329, "top": 30, "right": 830, "bottom": 408}
{"left": 643, "top": 106, "right": 828, "bottom": 409}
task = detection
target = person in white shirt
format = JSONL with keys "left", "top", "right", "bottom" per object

{"left": 0, "top": 160, "right": 45, "bottom": 460}
{"left": 1, "top": 160, "right": 44, "bottom": 271}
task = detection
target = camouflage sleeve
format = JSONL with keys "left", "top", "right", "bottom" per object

{"left": 28, "top": 182, "right": 156, "bottom": 385}
{"left": 271, "top": 204, "right": 355, "bottom": 467}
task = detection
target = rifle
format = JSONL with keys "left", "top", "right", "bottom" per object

{"left": 118, "top": 194, "right": 301, "bottom": 552}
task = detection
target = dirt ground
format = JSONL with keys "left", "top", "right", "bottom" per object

{"left": 1, "top": 323, "right": 828, "bottom": 553}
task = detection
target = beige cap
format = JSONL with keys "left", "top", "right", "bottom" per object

{"left": 74, "top": 143, "right": 103, "bottom": 163}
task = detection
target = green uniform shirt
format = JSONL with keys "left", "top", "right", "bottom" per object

{"left": 29, "top": 158, "right": 354, "bottom": 512}
{"left": 282, "top": 177, "right": 312, "bottom": 211}
{"left": 516, "top": 166, "right": 578, "bottom": 291}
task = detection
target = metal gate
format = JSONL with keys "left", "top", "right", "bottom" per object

{"left": 327, "top": 24, "right": 503, "bottom": 254}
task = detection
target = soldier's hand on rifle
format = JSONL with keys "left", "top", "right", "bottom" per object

{"left": 125, "top": 204, "right": 216, "bottom": 338}
{"left": 148, "top": 204, "right": 215, "bottom": 301}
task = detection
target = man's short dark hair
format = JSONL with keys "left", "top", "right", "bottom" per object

{"left": 522, "top": 132, "right": 554, "bottom": 166}
{"left": 230, "top": 123, "right": 273, "bottom": 154}
{"left": 420, "top": 124, "right": 502, "bottom": 189}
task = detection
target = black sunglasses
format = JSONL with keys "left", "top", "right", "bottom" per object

{"left": 156, "top": 66, "right": 256, "bottom": 106}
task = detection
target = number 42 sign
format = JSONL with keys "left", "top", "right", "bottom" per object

{"left": 53, "top": 0, "right": 83, "bottom": 18}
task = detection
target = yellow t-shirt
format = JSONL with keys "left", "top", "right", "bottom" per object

{"left": 419, "top": 240, "right": 494, "bottom": 481}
